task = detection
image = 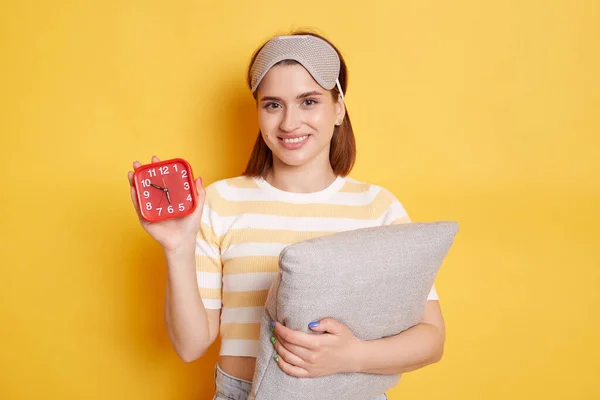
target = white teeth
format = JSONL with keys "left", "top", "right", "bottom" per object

{"left": 282, "top": 135, "right": 308, "bottom": 144}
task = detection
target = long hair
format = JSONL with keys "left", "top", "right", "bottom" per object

{"left": 242, "top": 30, "right": 356, "bottom": 177}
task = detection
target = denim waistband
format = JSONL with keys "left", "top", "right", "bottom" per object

{"left": 214, "top": 363, "right": 252, "bottom": 400}
{"left": 214, "top": 363, "right": 387, "bottom": 400}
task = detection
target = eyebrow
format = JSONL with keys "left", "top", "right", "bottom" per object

{"left": 259, "top": 91, "right": 323, "bottom": 102}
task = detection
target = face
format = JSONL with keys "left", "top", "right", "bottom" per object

{"left": 256, "top": 63, "right": 345, "bottom": 170}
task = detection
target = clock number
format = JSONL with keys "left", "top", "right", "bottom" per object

{"left": 148, "top": 169, "right": 157, "bottom": 177}
{"left": 167, "top": 206, "right": 174, "bottom": 214}
{"left": 145, "top": 202, "right": 152, "bottom": 210}
{"left": 178, "top": 203, "right": 185, "bottom": 212}
{"left": 186, "top": 194, "right": 192, "bottom": 202}
{"left": 159, "top": 166, "right": 169, "bottom": 175}
{"left": 141, "top": 179, "right": 151, "bottom": 187}
{"left": 181, "top": 170, "right": 188, "bottom": 179}
{"left": 184, "top": 182, "right": 190, "bottom": 190}
{"left": 157, "top": 207, "right": 162, "bottom": 215}
{"left": 173, "top": 164, "right": 178, "bottom": 172}
{"left": 143, "top": 191, "right": 150, "bottom": 199}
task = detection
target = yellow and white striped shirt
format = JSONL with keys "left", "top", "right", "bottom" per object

{"left": 195, "top": 175, "right": 438, "bottom": 357}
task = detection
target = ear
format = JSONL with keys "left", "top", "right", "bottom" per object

{"left": 334, "top": 93, "right": 346, "bottom": 126}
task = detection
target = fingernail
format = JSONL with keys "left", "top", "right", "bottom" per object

{"left": 271, "top": 321, "right": 276, "bottom": 329}
{"left": 270, "top": 336, "right": 276, "bottom": 344}
{"left": 199, "top": 177, "right": 203, "bottom": 185}
{"left": 308, "top": 321, "right": 319, "bottom": 329}
{"left": 274, "top": 354, "right": 279, "bottom": 362}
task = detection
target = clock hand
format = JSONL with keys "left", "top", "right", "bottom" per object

{"left": 150, "top": 183, "right": 165, "bottom": 191}
{"left": 162, "top": 178, "right": 171, "bottom": 204}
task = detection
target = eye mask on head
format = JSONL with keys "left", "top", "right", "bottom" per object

{"left": 250, "top": 34, "right": 345, "bottom": 101}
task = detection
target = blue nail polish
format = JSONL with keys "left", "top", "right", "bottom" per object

{"left": 271, "top": 321, "right": 276, "bottom": 329}
{"left": 308, "top": 321, "right": 319, "bottom": 329}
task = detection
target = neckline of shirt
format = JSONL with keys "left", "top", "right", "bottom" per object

{"left": 252, "top": 175, "right": 346, "bottom": 203}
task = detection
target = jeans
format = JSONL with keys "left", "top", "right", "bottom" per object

{"left": 212, "top": 363, "right": 388, "bottom": 400}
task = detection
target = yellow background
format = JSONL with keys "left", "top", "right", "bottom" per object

{"left": 1, "top": 0, "right": 598, "bottom": 399}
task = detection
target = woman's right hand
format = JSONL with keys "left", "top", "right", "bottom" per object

{"left": 127, "top": 155, "right": 206, "bottom": 254}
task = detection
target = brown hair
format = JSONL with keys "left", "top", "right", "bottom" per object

{"left": 242, "top": 30, "right": 356, "bottom": 177}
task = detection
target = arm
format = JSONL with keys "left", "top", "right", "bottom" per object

{"left": 163, "top": 245, "right": 220, "bottom": 362}
{"left": 354, "top": 300, "right": 445, "bottom": 374}
{"left": 272, "top": 299, "right": 445, "bottom": 377}
{"left": 164, "top": 195, "right": 224, "bottom": 362}
{"left": 127, "top": 156, "right": 221, "bottom": 363}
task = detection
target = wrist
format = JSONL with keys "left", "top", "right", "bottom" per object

{"left": 164, "top": 242, "right": 196, "bottom": 262}
{"left": 350, "top": 339, "right": 368, "bottom": 373}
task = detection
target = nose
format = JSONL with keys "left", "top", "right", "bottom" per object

{"left": 279, "top": 107, "right": 302, "bottom": 132}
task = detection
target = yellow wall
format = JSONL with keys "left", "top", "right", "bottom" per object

{"left": 1, "top": 1, "right": 598, "bottom": 399}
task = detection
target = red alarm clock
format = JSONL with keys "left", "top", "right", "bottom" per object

{"left": 133, "top": 158, "right": 197, "bottom": 222}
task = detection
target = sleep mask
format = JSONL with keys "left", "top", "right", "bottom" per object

{"left": 249, "top": 34, "right": 345, "bottom": 100}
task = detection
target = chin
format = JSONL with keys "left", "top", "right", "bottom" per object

{"left": 272, "top": 153, "right": 314, "bottom": 167}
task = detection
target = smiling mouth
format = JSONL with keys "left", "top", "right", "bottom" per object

{"left": 279, "top": 135, "right": 309, "bottom": 144}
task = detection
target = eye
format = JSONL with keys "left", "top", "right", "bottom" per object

{"left": 303, "top": 99, "right": 318, "bottom": 106}
{"left": 264, "top": 102, "right": 281, "bottom": 109}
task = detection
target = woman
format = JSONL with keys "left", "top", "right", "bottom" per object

{"left": 128, "top": 31, "right": 445, "bottom": 400}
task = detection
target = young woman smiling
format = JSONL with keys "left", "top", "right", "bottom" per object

{"left": 128, "top": 31, "right": 445, "bottom": 400}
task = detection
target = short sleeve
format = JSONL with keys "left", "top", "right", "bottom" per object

{"left": 195, "top": 187, "right": 223, "bottom": 310}
{"left": 379, "top": 187, "right": 439, "bottom": 301}
{"left": 379, "top": 188, "right": 412, "bottom": 225}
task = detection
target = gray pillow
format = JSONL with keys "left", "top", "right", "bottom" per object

{"left": 248, "top": 221, "right": 459, "bottom": 400}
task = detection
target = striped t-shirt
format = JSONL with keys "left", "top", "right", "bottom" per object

{"left": 195, "top": 175, "right": 438, "bottom": 357}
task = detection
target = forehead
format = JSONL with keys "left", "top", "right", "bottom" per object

{"left": 256, "top": 63, "right": 323, "bottom": 97}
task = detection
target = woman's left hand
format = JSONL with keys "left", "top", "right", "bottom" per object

{"left": 271, "top": 318, "right": 363, "bottom": 378}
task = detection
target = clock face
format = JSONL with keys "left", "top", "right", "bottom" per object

{"left": 133, "top": 158, "right": 197, "bottom": 222}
